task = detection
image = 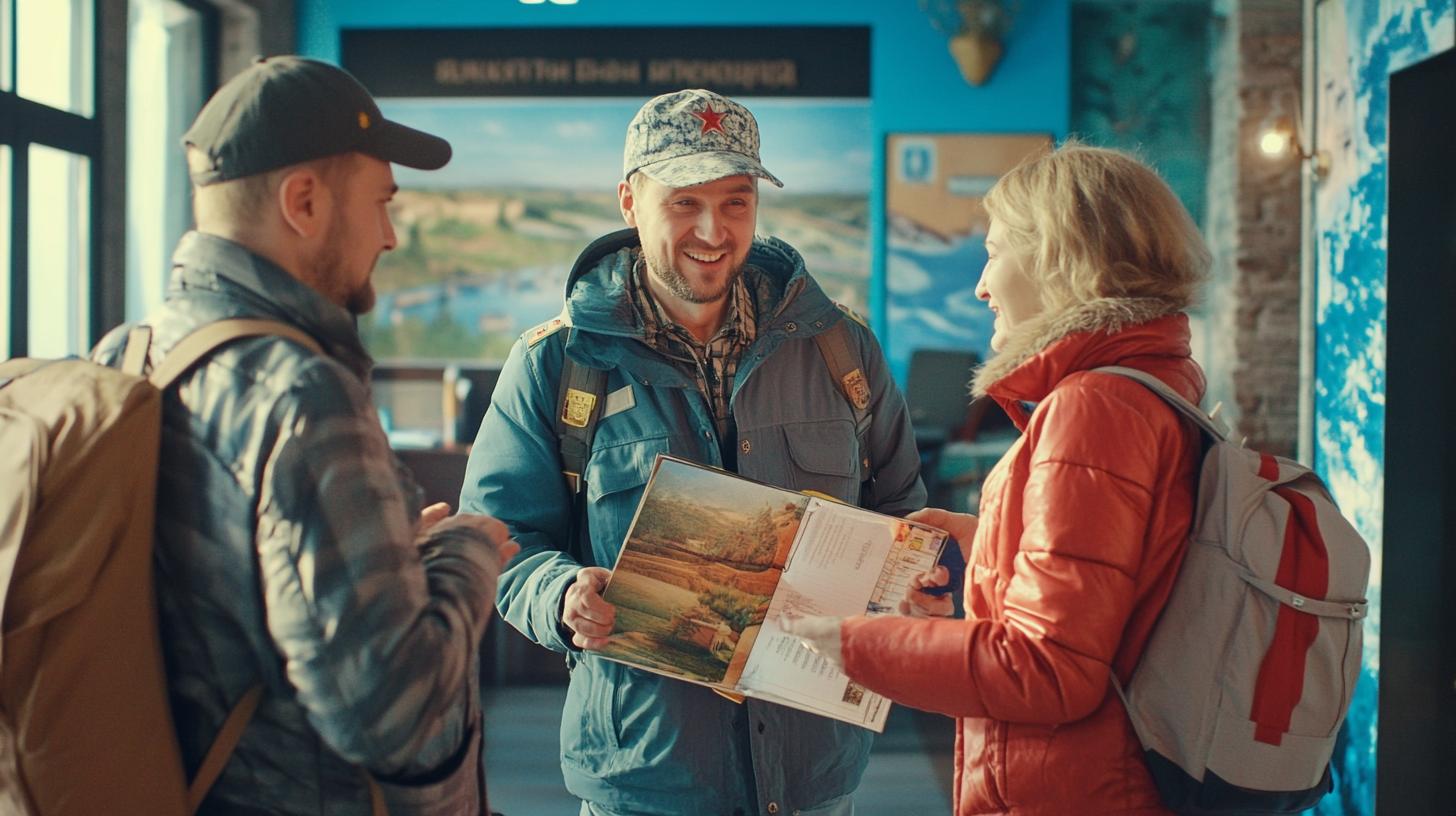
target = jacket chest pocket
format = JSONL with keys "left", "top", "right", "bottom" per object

{"left": 741, "top": 419, "right": 860, "bottom": 503}
{"left": 585, "top": 436, "right": 670, "bottom": 566}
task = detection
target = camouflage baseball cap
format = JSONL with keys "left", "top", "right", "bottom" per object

{"left": 623, "top": 89, "right": 783, "bottom": 189}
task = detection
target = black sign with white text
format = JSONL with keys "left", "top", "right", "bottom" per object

{"left": 340, "top": 27, "right": 870, "bottom": 98}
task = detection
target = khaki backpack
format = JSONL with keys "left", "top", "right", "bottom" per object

{"left": 0, "top": 320, "right": 320, "bottom": 815}
{"left": 1097, "top": 366, "right": 1371, "bottom": 815}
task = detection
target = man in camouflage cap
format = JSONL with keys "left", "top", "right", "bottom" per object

{"left": 463, "top": 88, "right": 925, "bottom": 816}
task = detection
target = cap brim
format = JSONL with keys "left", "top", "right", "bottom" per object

{"left": 363, "top": 118, "right": 452, "bottom": 170}
{"left": 637, "top": 151, "right": 783, "bottom": 189}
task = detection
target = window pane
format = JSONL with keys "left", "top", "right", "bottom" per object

{"left": 2, "top": 0, "right": 13, "bottom": 92}
{"left": 28, "top": 144, "right": 90, "bottom": 358}
{"left": 127, "top": 0, "right": 206, "bottom": 321}
{"left": 17, "top": 0, "right": 94, "bottom": 117}
{"left": 1, "top": 145, "right": 9, "bottom": 359}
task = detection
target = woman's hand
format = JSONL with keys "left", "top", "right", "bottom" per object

{"left": 907, "top": 507, "right": 978, "bottom": 562}
{"left": 899, "top": 565, "right": 955, "bottom": 618}
{"left": 780, "top": 614, "right": 845, "bottom": 670}
{"left": 908, "top": 507, "right": 978, "bottom": 565}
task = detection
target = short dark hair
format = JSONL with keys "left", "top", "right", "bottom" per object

{"left": 189, "top": 148, "right": 353, "bottom": 227}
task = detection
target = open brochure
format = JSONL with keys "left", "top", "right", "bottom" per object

{"left": 596, "top": 455, "right": 948, "bottom": 732}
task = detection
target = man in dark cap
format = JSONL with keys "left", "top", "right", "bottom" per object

{"left": 93, "top": 56, "right": 516, "bottom": 815}
{"left": 461, "top": 88, "right": 925, "bottom": 816}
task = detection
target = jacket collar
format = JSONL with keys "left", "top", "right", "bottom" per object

{"left": 562, "top": 229, "right": 839, "bottom": 362}
{"left": 169, "top": 231, "right": 372, "bottom": 377}
{"left": 973, "top": 297, "right": 1205, "bottom": 420}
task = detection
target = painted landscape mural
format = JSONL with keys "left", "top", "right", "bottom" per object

{"left": 362, "top": 98, "right": 871, "bottom": 362}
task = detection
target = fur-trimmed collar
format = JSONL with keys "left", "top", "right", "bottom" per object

{"left": 971, "top": 297, "right": 1185, "bottom": 397}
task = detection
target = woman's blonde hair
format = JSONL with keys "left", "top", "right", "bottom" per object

{"left": 983, "top": 141, "right": 1209, "bottom": 315}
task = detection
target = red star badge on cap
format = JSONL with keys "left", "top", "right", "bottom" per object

{"left": 692, "top": 103, "right": 727, "bottom": 135}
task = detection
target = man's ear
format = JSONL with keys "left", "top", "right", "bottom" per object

{"left": 617, "top": 180, "right": 638, "bottom": 228}
{"left": 277, "top": 168, "right": 327, "bottom": 238}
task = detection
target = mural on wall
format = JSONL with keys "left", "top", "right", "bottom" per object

{"left": 362, "top": 99, "right": 871, "bottom": 362}
{"left": 1313, "top": 1, "right": 1453, "bottom": 813}
{"left": 883, "top": 133, "right": 1051, "bottom": 383}
{"left": 1069, "top": 0, "right": 1211, "bottom": 227}
{"left": 341, "top": 26, "right": 873, "bottom": 363}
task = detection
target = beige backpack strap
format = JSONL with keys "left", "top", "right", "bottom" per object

{"left": 366, "top": 772, "right": 388, "bottom": 815}
{"left": 812, "top": 321, "right": 874, "bottom": 496}
{"left": 122, "top": 326, "right": 153, "bottom": 375}
{"left": 150, "top": 319, "right": 324, "bottom": 391}
{"left": 186, "top": 683, "right": 263, "bottom": 814}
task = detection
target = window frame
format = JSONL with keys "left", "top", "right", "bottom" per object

{"left": 0, "top": 0, "right": 103, "bottom": 357}
{"left": 124, "top": 0, "right": 221, "bottom": 323}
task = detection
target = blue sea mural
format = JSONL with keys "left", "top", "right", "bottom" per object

{"left": 1312, "top": 2, "right": 1453, "bottom": 813}
{"left": 885, "top": 227, "right": 992, "bottom": 381}
{"left": 882, "top": 133, "right": 1052, "bottom": 384}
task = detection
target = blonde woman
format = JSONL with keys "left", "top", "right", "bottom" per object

{"left": 786, "top": 143, "right": 1209, "bottom": 814}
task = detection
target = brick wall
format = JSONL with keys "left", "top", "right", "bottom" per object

{"left": 1201, "top": 0, "right": 1302, "bottom": 457}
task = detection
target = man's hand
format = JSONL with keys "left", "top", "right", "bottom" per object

{"left": 562, "top": 566, "right": 616, "bottom": 650}
{"left": 907, "top": 507, "right": 977, "bottom": 563}
{"left": 419, "top": 508, "right": 520, "bottom": 570}
{"left": 899, "top": 565, "right": 955, "bottom": 618}
{"left": 780, "top": 614, "right": 845, "bottom": 669}
{"left": 416, "top": 501, "right": 452, "bottom": 534}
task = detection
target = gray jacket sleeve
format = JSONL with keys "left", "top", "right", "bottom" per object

{"left": 852, "top": 322, "right": 929, "bottom": 516}
{"left": 257, "top": 357, "right": 499, "bottom": 779}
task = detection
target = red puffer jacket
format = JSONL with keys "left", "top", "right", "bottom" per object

{"left": 842, "top": 305, "right": 1206, "bottom": 815}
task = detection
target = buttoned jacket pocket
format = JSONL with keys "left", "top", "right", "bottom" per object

{"left": 584, "top": 435, "right": 670, "bottom": 565}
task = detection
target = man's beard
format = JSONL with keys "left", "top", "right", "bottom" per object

{"left": 642, "top": 244, "right": 743, "bottom": 305}
{"left": 310, "top": 213, "right": 375, "bottom": 315}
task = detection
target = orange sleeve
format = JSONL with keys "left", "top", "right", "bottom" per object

{"left": 841, "top": 383, "right": 1164, "bottom": 723}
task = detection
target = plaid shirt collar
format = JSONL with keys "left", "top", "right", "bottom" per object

{"left": 630, "top": 252, "right": 757, "bottom": 435}
{"left": 630, "top": 252, "right": 757, "bottom": 357}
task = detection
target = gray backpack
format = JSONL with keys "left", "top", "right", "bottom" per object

{"left": 1097, "top": 366, "right": 1370, "bottom": 815}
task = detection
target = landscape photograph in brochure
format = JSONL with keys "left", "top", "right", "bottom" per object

{"left": 596, "top": 456, "right": 948, "bottom": 731}
{"left": 598, "top": 459, "right": 810, "bottom": 684}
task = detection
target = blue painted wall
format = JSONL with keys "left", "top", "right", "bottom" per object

{"left": 1311, "top": 1, "right": 1453, "bottom": 813}
{"left": 1069, "top": 1, "right": 1210, "bottom": 228}
{"left": 296, "top": 0, "right": 1070, "bottom": 344}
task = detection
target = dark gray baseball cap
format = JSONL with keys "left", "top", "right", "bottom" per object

{"left": 183, "top": 55, "right": 451, "bottom": 186}
{"left": 623, "top": 89, "right": 783, "bottom": 189}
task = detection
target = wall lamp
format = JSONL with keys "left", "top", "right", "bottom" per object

{"left": 920, "top": 0, "right": 1018, "bottom": 86}
{"left": 1257, "top": 114, "right": 1330, "bottom": 181}
{"left": 519, "top": 0, "right": 579, "bottom": 5}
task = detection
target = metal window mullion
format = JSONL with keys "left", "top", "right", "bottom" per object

{"left": 175, "top": 0, "right": 220, "bottom": 94}
{"left": 10, "top": 139, "right": 26, "bottom": 356}
{"left": 87, "top": 0, "right": 103, "bottom": 346}
{"left": 6, "top": 0, "right": 14, "bottom": 95}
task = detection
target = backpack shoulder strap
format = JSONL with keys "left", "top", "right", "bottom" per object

{"left": 185, "top": 681, "right": 385, "bottom": 815}
{"left": 1091, "top": 365, "right": 1231, "bottom": 441}
{"left": 812, "top": 319, "right": 875, "bottom": 495}
{"left": 186, "top": 683, "right": 263, "bottom": 814}
{"left": 147, "top": 319, "right": 324, "bottom": 391}
{"left": 556, "top": 328, "right": 607, "bottom": 564}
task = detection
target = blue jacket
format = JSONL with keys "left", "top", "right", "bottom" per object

{"left": 93, "top": 233, "right": 498, "bottom": 816}
{"left": 461, "top": 230, "right": 926, "bottom": 815}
